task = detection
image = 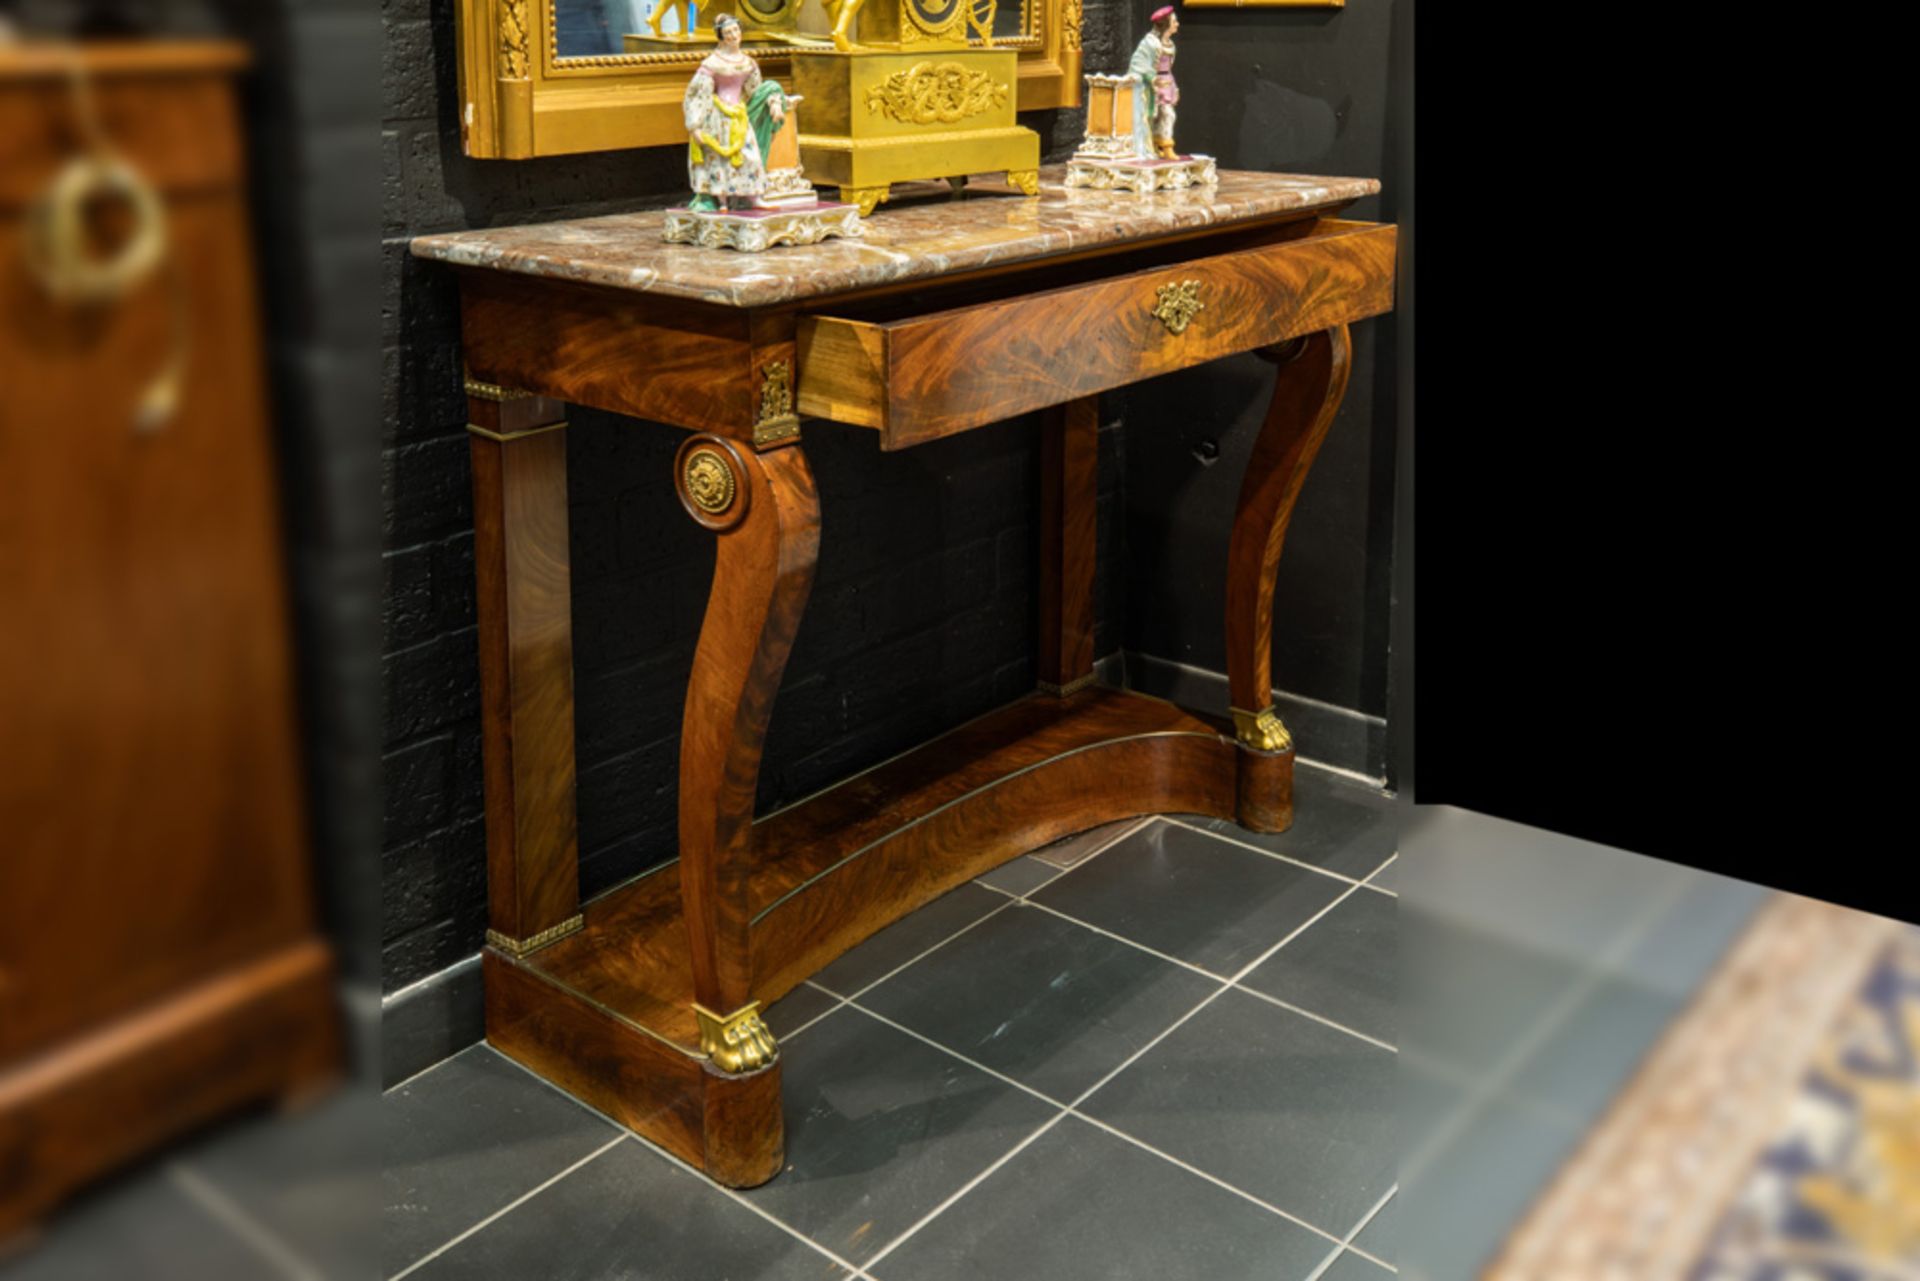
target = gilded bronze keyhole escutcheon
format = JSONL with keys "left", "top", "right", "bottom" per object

{"left": 1151, "top": 279, "right": 1205, "bottom": 335}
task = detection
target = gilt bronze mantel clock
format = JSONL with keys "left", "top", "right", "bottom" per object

{"left": 791, "top": 0, "right": 1041, "bottom": 215}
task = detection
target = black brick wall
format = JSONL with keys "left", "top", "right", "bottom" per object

{"left": 1121, "top": 2, "right": 1405, "bottom": 775}
{"left": 381, "top": 0, "right": 1138, "bottom": 991}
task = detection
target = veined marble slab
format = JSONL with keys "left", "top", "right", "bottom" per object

{"left": 409, "top": 166, "right": 1379, "bottom": 310}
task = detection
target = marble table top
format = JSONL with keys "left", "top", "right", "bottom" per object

{"left": 409, "top": 166, "right": 1379, "bottom": 309}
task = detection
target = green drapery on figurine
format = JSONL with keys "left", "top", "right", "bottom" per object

{"left": 748, "top": 80, "right": 786, "bottom": 168}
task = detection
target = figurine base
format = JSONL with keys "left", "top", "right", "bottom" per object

{"left": 662, "top": 201, "right": 865, "bottom": 252}
{"left": 1065, "top": 154, "right": 1219, "bottom": 193}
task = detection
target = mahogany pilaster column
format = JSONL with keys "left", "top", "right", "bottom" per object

{"left": 467, "top": 381, "right": 582, "bottom": 954}
{"left": 1038, "top": 394, "right": 1100, "bottom": 696}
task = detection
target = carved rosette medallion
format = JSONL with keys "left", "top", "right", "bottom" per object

{"left": 675, "top": 436, "right": 752, "bottom": 530}
{"left": 684, "top": 448, "right": 737, "bottom": 514}
{"left": 865, "top": 62, "right": 1009, "bottom": 125}
{"left": 695, "top": 1001, "right": 779, "bottom": 1074}
{"left": 1151, "top": 279, "right": 1205, "bottom": 336}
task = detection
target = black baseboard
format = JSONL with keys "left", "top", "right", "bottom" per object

{"left": 1114, "top": 651, "right": 1387, "bottom": 784}
{"left": 381, "top": 953, "right": 483, "bottom": 1089}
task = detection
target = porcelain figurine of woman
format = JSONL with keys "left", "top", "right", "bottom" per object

{"left": 683, "top": 15, "right": 788, "bottom": 211}
{"left": 1129, "top": 5, "right": 1180, "bottom": 159}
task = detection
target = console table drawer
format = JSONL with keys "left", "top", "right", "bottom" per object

{"left": 796, "top": 217, "right": 1396, "bottom": 449}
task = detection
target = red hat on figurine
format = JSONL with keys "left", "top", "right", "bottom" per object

{"left": 1150, "top": 4, "right": 1174, "bottom": 17}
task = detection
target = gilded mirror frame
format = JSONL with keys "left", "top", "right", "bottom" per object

{"left": 458, "top": 0, "right": 1083, "bottom": 158}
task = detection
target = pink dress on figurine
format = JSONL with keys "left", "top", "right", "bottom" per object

{"left": 683, "top": 49, "right": 767, "bottom": 199}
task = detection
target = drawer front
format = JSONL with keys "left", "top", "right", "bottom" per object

{"left": 1, "top": 49, "right": 248, "bottom": 210}
{"left": 797, "top": 218, "right": 1397, "bottom": 449}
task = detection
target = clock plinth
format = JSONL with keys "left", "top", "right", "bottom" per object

{"left": 793, "top": 47, "right": 1039, "bottom": 214}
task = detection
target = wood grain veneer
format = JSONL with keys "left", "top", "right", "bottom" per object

{"left": 796, "top": 219, "right": 1395, "bottom": 447}
{"left": 437, "top": 174, "right": 1398, "bottom": 1188}
{"left": 0, "top": 44, "right": 338, "bottom": 1232}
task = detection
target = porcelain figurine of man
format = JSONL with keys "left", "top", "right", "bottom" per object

{"left": 1129, "top": 5, "right": 1180, "bottom": 159}
{"left": 683, "top": 14, "right": 788, "bottom": 212}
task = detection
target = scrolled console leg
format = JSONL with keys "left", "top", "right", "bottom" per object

{"left": 672, "top": 430, "right": 819, "bottom": 1184}
{"left": 1224, "top": 325, "right": 1353, "bottom": 832}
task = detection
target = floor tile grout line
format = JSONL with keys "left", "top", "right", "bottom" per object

{"left": 481, "top": 1051, "right": 866, "bottom": 1276}
{"left": 778, "top": 993, "right": 850, "bottom": 1042}
{"left": 1062, "top": 1105, "right": 1358, "bottom": 1254}
{"left": 637, "top": 1135, "right": 870, "bottom": 1278}
{"left": 1014, "top": 893, "right": 1230, "bottom": 977}
{"left": 1045, "top": 878, "right": 1370, "bottom": 1134}
{"left": 837, "top": 999, "right": 1077, "bottom": 1110}
{"left": 811, "top": 896, "right": 1020, "bottom": 1004}
{"left": 853, "top": 1111, "right": 1072, "bottom": 1275}
{"left": 831, "top": 996, "right": 1363, "bottom": 1257}
{"left": 1399, "top": 874, "right": 1693, "bottom": 1187}
{"left": 1359, "top": 853, "right": 1399, "bottom": 898}
{"left": 1030, "top": 815, "right": 1154, "bottom": 870}
{"left": 1000, "top": 889, "right": 1397, "bottom": 1053}
{"left": 167, "top": 1162, "right": 326, "bottom": 1281}
{"left": 1229, "top": 984, "right": 1398, "bottom": 1053}
{"left": 975, "top": 862, "right": 1070, "bottom": 900}
{"left": 1332, "top": 1183, "right": 1398, "bottom": 1274}
{"left": 1225, "top": 881, "right": 1368, "bottom": 986}
{"left": 384, "top": 1051, "right": 463, "bottom": 1097}
{"left": 387, "top": 1134, "right": 630, "bottom": 1281}
{"left": 1159, "top": 814, "right": 1376, "bottom": 887}
{"left": 1399, "top": 1045, "right": 1589, "bottom": 1132}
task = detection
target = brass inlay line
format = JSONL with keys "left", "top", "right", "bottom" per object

{"left": 750, "top": 729, "right": 1222, "bottom": 925}
{"left": 467, "top": 420, "right": 566, "bottom": 442}
{"left": 495, "top": 950, "right": 706, "bottom": 1061}
{"left": 485, "top": 913, "right": 584, "bottom": 955}
{"left": 463, "top": 377, "right": 535, "bottom": 402}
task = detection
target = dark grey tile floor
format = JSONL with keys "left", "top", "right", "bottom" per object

{"left": 4, "top": 788, "right": 1790, "bottom": 1281}
{"left": 0, "top": 1077, "right": 380, "bottom": 1281}
{"left": 383, "top": 764, "right": 1401, "bottom": 1280}
{"left": 1394, "top": 805, "right": 1774, "bottom": 1281}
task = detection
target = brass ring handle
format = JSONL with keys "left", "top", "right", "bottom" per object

{"left": 21, "top": 155, "right": 168, "bottom": 304}
{"left": 19, "top": 52, "right": 187, "bottom": 435}
{"left": 1151, "top": 278, "right": 1204, "bottom": 335}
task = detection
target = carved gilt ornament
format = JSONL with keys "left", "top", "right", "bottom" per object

{"left": 684, "top": 448, "right": 738, "bottom": 514}
{"left": 865, "top": 61, "right": 1009, "bottom": 125}
{"left": 1151, "top": 279, "right": 1205, "bottom": 335}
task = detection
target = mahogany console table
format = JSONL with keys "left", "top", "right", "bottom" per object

{"left": 411, "top": 167, "right": 1396, "bottom": 1187}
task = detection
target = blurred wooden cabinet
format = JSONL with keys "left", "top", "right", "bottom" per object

{"left": 0, "top": 42, "right": 337, "bottom": 1235}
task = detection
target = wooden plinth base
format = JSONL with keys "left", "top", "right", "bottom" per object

{"left": 0, "top": 938, "right": 340, "bottom": 1239}
{"left": 484, "top": 684, "right": 1288, "bottom": 1186}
